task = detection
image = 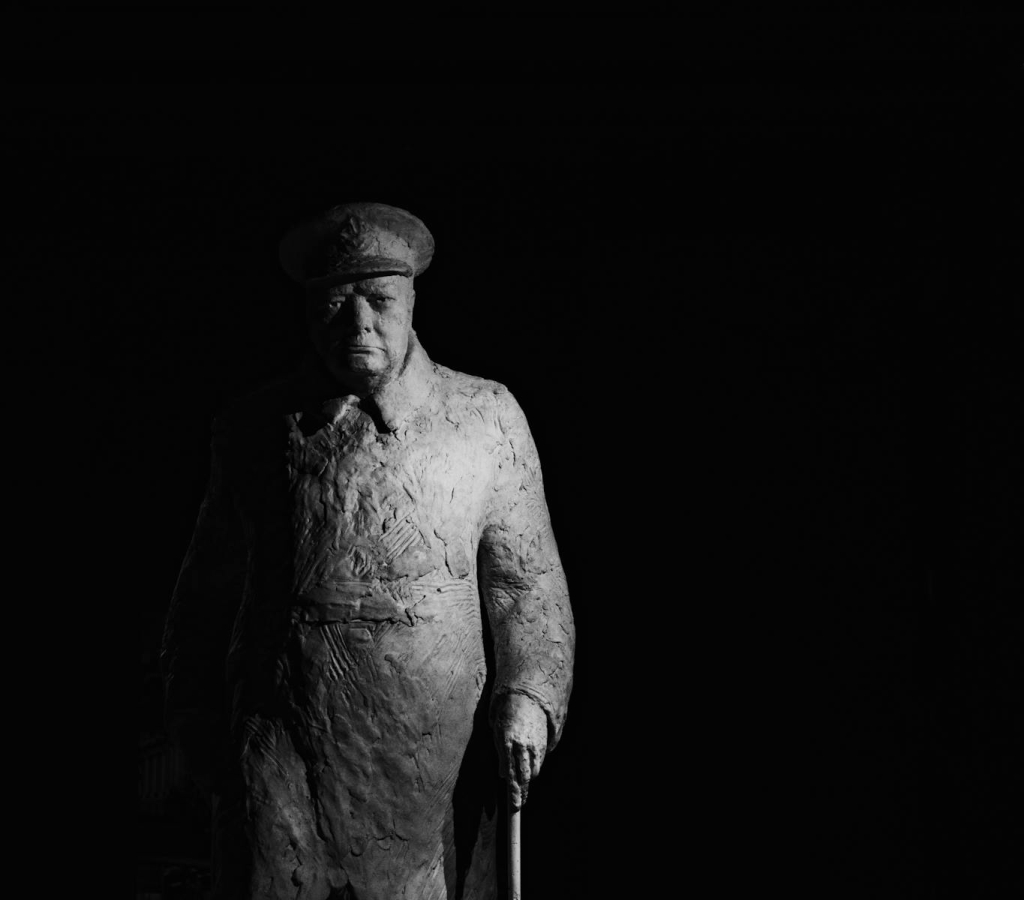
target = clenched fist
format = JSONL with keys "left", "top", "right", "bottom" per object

{"left": 491, "top": 692, "right": 548, "bottom": 810}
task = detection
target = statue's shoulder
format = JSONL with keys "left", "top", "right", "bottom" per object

{"left": 431, "top": 362, "right": 503, "bottom": 395}
{"left": 429, "top": 363, "right": 527, "bottom": 434}
{"left": 431, "top": 362, "right": 511, "bottom": 406}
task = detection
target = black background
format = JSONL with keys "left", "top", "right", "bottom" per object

{"left": 9, "top": 18, "right": 1022, "bottom": 898}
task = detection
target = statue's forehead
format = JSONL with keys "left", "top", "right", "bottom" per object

{"left": 328, "top": 275, "right": 412, "bottom": 295}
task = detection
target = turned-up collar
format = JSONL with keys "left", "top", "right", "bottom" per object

{"left": 299, "top": 331, "right": 435, "bottom": 433}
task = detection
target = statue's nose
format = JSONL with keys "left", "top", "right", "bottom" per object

{"left": 350, "top": 296, "right": 373, "bottom": 330}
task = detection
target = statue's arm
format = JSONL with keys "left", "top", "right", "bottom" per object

{"left": 160, "top": 417, "right": 247, "bottom": 793}
{"left": 478, "top": 390, "right": 576, "bottom": 806}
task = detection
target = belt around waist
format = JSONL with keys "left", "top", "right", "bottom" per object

{"left": 297, "top": 577, "right": 478, "bottom": 625}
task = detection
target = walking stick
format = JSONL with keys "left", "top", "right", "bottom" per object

{"left": 508, "top": 784, "right": 522, "bottom": 900}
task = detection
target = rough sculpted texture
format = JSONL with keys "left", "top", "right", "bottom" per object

{"left": 162, "top": 335, "right": 574, "bottom": 900}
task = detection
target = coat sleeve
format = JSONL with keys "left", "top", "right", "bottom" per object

{"left": 160, "top": 416, "right": 248, "bottom": 784}
{"left": 478, "top": 389, "right": 576, "bottom": 750}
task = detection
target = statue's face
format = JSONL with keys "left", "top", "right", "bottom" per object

{"left": 306, "top": 275, "right": 415, "bottom": 390}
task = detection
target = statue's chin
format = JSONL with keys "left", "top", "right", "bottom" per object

{"left": 342, "top": 357, "right": 378, "bottom": 374}
{"left": 326, "top": 356, "right": 393, "bottom": 395}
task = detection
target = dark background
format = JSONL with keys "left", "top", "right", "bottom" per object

{"left": 9, "top": 19, "right": 1022, "bottom": 898}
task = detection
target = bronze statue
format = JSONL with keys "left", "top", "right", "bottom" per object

{"left": 161, "top": 202, "right": 575, "bottom": 899}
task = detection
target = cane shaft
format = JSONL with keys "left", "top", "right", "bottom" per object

{"left": 508, "top": 801, "right": 522, "bottom": 900}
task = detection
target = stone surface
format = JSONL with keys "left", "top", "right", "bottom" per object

{"left": 161, "top": 203, "right": 575, "bottom": 900}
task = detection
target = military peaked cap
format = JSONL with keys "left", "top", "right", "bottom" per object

{"left": 279, "top": 202, "right": 435, "bottom": 288}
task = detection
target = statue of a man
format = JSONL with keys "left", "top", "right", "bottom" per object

{"left": 161, "top": 202, "right": 575, "bottom": 900}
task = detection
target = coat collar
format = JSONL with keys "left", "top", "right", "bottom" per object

{"left": 299, "top": 331, "right": 435, "bottom": 433}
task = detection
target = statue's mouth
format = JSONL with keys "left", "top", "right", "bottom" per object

{"left": 333, "top": 341, "right": 381, "bottom": 353}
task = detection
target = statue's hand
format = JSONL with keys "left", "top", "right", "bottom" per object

{"left": 492, "top": 693, "right": 548, "bottom": 810}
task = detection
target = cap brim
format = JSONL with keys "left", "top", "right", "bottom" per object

{"left": 301, "top": 258, "right": 415, "bottom": 289}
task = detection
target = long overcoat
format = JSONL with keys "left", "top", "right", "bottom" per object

{"left": 162, "top": 335, "right": 575, "bottom": 900}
